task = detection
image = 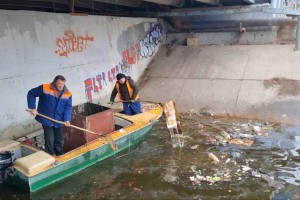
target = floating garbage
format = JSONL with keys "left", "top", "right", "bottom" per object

{"left": 229, "top": 138, "right": 254, "bottom": 147}
{"left": 230, "top": 132, "right": 238, "bottom": 139}
{"left": 207, "top": 137, "right": 217, "bottom": 144}
{"left": 190, "top": 165, "right": 202, "bottom": 176}
{"left": 253, "top": 126, "right": 261, "bottom": 133}
{"left": 188, "top": 172, "right": 223, "bottom": 186}
{"left": 221, "top": 131, "right": 231, "bottom": 140}
{"left": 206, "top": 137, "right": 227, "bottom": 146}
{"left": 208, "top": 153, "right": 220, "bottom": 163}
{"left": 163, "top": 100, "right": 184, "bottom": 148}
{"left": 241, "top": 165, "right": 251, "bottom": 172}
{"left": 189, "top": 176, "right": 201, "bottom": 186}
{"left": 183, "top": 116, "right": 287, "bottom": 196}
{"left": 230, "top": 150, "right": 241, "bottom": 158}
{"left": 190, "top": 174, "right": 222, "bottom": 185}
{"left": 190, "top": 145, "right": 199, "bottom": 150}
{"left": 240, "top": 124, "right": 251, "bottom": 132}
{"left": 250, "top": 170, "right": 262, "bottom": 178}
{"left": 212, "top": 176, "right": 222, "bottom": 182}
{"left": 239, "top": 133, "right": 255, "bottom": 139}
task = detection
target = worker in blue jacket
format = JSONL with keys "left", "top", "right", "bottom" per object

{"left": 27, "top": 75, "right": 72, "bottom": 156}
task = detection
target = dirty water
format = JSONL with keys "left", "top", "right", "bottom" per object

{"left": 2, "top": 115, "right": 300, "bottom": 200}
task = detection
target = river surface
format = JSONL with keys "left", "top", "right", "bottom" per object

{"left": 1, "top": 115, "right": 300, "bottom": 200}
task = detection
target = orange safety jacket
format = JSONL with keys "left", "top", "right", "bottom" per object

{"left": 115, "top": 80, "right": 139, "bottom": 101}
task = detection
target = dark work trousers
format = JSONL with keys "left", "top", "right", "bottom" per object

{"left": 123, "top": 100, "right": 142, "bottom": 115}
{"left": 42, "top": 125, "right": 64, "bottom": 156}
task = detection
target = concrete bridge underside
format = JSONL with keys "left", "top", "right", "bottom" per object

{"left": 140, "top": 45, "right": 300, "bottom": 124}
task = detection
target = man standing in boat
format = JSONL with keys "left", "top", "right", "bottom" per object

{"left": 108, "top": 73, "right": 142, "bottom": 115}
{"left": 27, "top": 75, "right": 72, "bottom": 156}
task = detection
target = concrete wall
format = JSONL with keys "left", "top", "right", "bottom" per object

{"left": 166, "top": 30, "right": 277, "bottom": 45}
{"left": 166, "top": 26, "right": 296, "bottom": 46}
{"left": 0, "top": 10, "right": 164, "bottom": 140}
{"left": 140, "top": 45, "right": 300, "bottom": 124}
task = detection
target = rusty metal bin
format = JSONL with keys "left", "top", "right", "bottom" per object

{"left": 64, "top": 103, "right": 114, "bottom": 152}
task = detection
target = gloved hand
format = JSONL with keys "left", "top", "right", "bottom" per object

{"left": 130, "top": 100, "right": 135, "bottom": 103}
{"left": 108, "top": 101, "right": 114, "bottom": 105}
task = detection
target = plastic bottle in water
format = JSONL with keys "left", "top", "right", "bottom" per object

{"left": 221, "top": 131, "right": 231, "bottom": 140}
{"left": 208, "top": 153, "right": 220, "bottom": 163}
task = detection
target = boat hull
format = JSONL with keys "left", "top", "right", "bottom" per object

{"left": 9, "top": 123, "right": 155, "bottom": 192}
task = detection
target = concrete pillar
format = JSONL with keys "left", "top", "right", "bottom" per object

{"left": 271, "top": 0, "right": 281, "bottom": 17}
{"left": 271, "top": 0, "right": 283, "bottom": 9}
{"left": 296, "top": 16, "right": 300, "bottom": 51}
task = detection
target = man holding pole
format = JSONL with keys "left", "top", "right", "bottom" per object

{"left": 108, "top": 73, "right": 142, "bottom": 115}
{"left": 27, "top": 75, "right": 72, "bottom": 156}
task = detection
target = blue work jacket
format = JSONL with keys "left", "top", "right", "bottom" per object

{"left": 27, "top": 82, "right": 72, "bottom": 128}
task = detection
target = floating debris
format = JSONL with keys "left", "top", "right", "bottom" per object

{"left": 230, "top": 150, "right": 241, "bottom": 158}
{"left": 238, "top": 133, "right": 255, "bottom": 139}
{"left": 190, "top": 165, "right": 202, "bottom": 176}
{"left": 212, "top": 176, "right": 222, "bottom": 182}
{"left": 253, "top": 126, "right": 261, "bottom": 133}
{"left": 208, "top": 153, "right": 220, "bottom": 163}
{"left": 221, "top": 131, "right": 231, "bottom": 140}
{"left": 189, "top": 176, "right": 201, "bottom": 186}
{"left": 229, "top": 138, "right": 254, "bottom": 147}
{"left": 241, "top": 165, "right": 251, "bottom": 172}
{"left": 163, "top": 100, "right": 184, "bottom": 148}
{"left": 190, "top": 145, "right": 199, "bottom": 150}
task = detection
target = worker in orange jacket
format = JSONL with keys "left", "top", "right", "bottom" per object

{"left": 109, "top": 73, "right": 142, "bottom": 115}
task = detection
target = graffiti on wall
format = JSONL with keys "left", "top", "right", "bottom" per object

{"left": 139, "top": 23, "right": 163, "bottom": 58}
{"left": 84, "top": 22, "right": 163, "bottom": 102}
{"left": 121, "top": 23, "right": 163, "bottom": 66}
{"left": 84, "top": 66, "right": 120, "bottom": 102}
{"left": 55, "top": 30, "right": 94, "bottom": 57}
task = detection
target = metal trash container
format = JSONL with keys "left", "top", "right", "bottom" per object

{"left": 64, "top": 103, "right": 114, "bottom": 152}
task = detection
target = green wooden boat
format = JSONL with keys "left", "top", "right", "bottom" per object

{"left": 1, "top": 102, "right": 163, "bottom": 192}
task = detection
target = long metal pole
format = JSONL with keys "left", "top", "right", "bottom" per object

{"left": 296, "top": 16, "right": 300, "bottom": 51}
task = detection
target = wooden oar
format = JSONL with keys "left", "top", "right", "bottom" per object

{"left": 26, "top": 109, "right": 118, "bottom": 150}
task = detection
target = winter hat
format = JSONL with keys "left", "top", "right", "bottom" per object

{"left": 116, "top": 73, "right": 126, "bottom": 81}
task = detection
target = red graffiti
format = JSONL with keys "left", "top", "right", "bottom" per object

{"left": 96, "top": 74, "right": 103, "bottom": 90}
{"left": 122, "top": 43, "right": 140, "bottom": 65}
{"left": 84, "top": 66, "right": 119, "bottom": 102}
{"left": 55, "top": 30, "right": 94, "bottom": 57}
{"left": 108, "top": 68, "right": 116, "bottom": 83}
{"left": 93, "top": 78, "right": 99, "bottom": 92}
{"left": 83, "top": 23, "right": 163, "bottom": 102}
{"left": 84, "top": 79, "right": 93, "bottom": 102}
